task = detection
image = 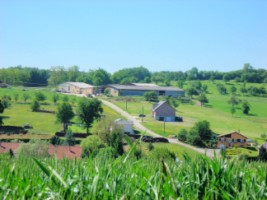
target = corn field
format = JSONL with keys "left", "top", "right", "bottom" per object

{"left": 0, "top": 153, "right": 266, "bottom": 199}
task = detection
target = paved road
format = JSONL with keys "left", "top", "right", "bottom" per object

{"left": 101, "top": 99, "right": 220, "bottom": 158}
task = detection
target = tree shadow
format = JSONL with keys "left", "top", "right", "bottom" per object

{"left": 247, "top": 113, "right": 257, "bottom": 117}
{"left": 204, "top": 104, "right": 213, "bottom": 108}
{"left": 0, "top": 116, "right": 10, "bottom": 119}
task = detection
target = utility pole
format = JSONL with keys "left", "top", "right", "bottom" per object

{"left": 125, "top": 98, "right": 128, "bottom": 111}
{"left": 163, "top": 120, "right": 165, "bottom": 134}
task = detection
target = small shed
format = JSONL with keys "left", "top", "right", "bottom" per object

{"left": 152, "top": 101, "right": 176, "bottom": 122}
{"left": 114, "top": 118, "right": 134, "bottom": 134}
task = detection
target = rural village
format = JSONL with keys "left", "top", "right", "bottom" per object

{"left": 1, "top": 1, "right": 267, "bottom": 199}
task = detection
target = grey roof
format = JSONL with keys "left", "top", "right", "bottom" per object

{"left": 130, "top": 83, "right": 159, "bottom": 87}
{"left": 65, "top": 82, "right": 94, "bottom": 89}
{"left": 108, "top": 84, "right": 183, "bottom": 92}
{"left": 261, "top": 141, "right": 267, "bottom": 149}
{"left": 152, "top": 101, "right": 167, "bottom": 111}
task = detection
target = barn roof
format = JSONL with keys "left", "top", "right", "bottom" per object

{"left": 107, "top": 84, "right": 183, "bottom": 92}
{"left": 65, "top": 82, "right": 94, "bottom": 89}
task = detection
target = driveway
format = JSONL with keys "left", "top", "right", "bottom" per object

{"left": 101, "top": 99, "right": 220, "bottom": 158}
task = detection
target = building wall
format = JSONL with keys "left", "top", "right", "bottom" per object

{"left": 109, "top": 87, "right": 119, "bottom": 96}
{"left": 153, "top": 103, "right": 176, "bottom": 122}
{"left": 165, "top": 90, "right": 184, "bottom": 97}
{"left": 217, "top": 132, "right": 248, "bottom": 148}
{"left": 155, "top": 116, "right": 175, "bottom": 122}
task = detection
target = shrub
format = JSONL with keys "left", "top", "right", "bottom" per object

{"left": 31, "top": 100, "right": 40, "bottom": 111}
{"left": 16, "top": 140, "right": 50, "bottom": 157}
{"left": 81, "top": 135, "right": 105, "bottom": 158}
{"left": 177, "top": 129, "right": 187, "bottom": 142}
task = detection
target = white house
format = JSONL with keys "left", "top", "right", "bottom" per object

{"left": 114, "top": 119, "right": 134, "bottom": 134}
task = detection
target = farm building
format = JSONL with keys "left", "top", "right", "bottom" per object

{"left": 152, "top": 101, "right": 176, "bottom": 122}
{"left": 106, "top": 84, "right": 184, "bottom": 97}
{"left": 57, "top": 82, "right": 94, "bottom": 96}
{"left": 114, "top": 118, "right": 134, "bottom": 134}
{"left": 216, "top": 131, "right": 248, "bottom": 149}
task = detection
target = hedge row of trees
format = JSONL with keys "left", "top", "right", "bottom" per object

{"left": 1, "top": 64, "right": 266, "bottom": 87}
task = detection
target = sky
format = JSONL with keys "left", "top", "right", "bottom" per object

{"left": 0, "top": 0, "right": 267, "bottom": 73}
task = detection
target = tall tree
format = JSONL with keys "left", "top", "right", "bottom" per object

{"left": 56, "top": 102, "right": 75, "bottom": 133}
{"left": 77, "top": 98, "right": 103, "bottom": 134}
{"left": 65, "top": 129, "right": 75, "bottom": 152}
{"left": 242, "top": 101, "right": 250, "bottom": 115}
{"left": 0, "top": 100, "right": 5, "bottom": 126}
{"left": 198, "top": 93, "right": 208, "bottom": 106}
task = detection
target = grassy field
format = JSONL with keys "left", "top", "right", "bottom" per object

{"left": 106, "top": 80, "right": 267, "bottom": 142}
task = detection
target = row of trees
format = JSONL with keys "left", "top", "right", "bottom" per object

{"left": 1, "top": 64, "right": 266, "bottom": 87}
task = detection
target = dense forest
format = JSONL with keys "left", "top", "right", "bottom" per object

{"left": 0, "top": 64, "right": 267, "bottom": 87}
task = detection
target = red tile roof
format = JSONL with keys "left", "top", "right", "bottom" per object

{"left": 0, "top": 142, "right": 82, "bottom": 159}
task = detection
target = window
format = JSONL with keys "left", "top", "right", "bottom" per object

{"left": 240, "top": 139, "right": 243, "bottom": 143}
{"left": 233, "top": 139, "right": 237, "bottom": 143}
{"left": 221, "top": 138, "right": 225, "bottom": 142}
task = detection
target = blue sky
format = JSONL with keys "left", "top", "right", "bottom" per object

{"left": 0, "top": 0, "right": 266, "bottom": 72}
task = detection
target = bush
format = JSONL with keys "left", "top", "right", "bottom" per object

{"left": 31, "top": 100, "right": 40, "bottom": 111}
{"left": 16, "top": 140, "right": 50, "bottom": 157}
{"left": 81, "top": 135, "right": 105, "bottom": 158}
{"left": 177, "top": 129, "right": 187, "bottom": 142}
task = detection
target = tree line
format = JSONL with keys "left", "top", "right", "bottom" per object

{"left": 1, "top": 63, "right": 267, "bottom": 87}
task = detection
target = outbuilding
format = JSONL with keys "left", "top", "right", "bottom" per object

{"left": 106, "top": 84, "right": 184, "bottom": 97}
{"left": 114, "top": 118, "right": 134, "bottom": 134}
{"left": 152, "top": 101, "right": 176, "bottom": 122}
{"left": 58, "top": 82, "right": 95, "bottom": 96}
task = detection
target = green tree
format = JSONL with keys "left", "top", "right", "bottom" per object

{"left": 77, "top": 98, "right": 103, "bottom": 134}
{"left": 14, "top": 93, "right": 19, "bottom": 102}
{"left": 65, "top": 129, "right": 75, "bottom": 152}
{"left": 34, "top": 91, "right": 46, "bottom": 102}
{"left": 22, "top": 93, "right": 30, "bottom": 103}
{"left": 228, "top": 95, "right": 240, "bottom": 107}
{"left": 230, "top": 86, "right": 237, "bottom": 94}
{"left": 56, "top": 102, "right": 74, "bottom": 133}
{"left": 187, "top": 120, "right": 212, "bottom": 147}
{"left": 50, "top": 136, "right": 61, "bottom": 146}
{"left": 240, "top": 86, "right": 247, "bottom": 96}
{"left": 31, "top": 100, "right": 40, "bottom": 112}
{"left": 52, "top": 93, "right": 60, "bottom": 104}
{"left": 81, "top": 135, "right": 105, "bottom": 157}
{"left": 230, "top": 106, "right": 236, "bottom": 116}
{"left": 177, "top": 129, "right": 187, "bottom": 142}
{"left": 223, "top": 74, "right": 231, "bottom": 82}
{"left": 0, "top": 100, "right": 5, "bottom": 125}
{"left": 144, "top": 91, "right": 158, "bottom": 102}
{"left": 242, "top": 101, "right": 250, "bottom": 115}
{"left": 198, "top": 93, "right": 208, "bottom": 106}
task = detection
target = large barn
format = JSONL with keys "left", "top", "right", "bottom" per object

{"left": 106, "top": 83, "right": 184, "bottom": 97}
